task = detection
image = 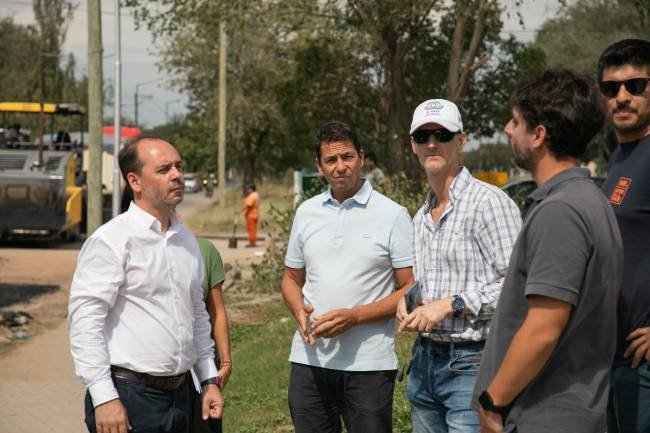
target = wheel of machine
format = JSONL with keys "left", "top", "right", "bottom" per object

{"left": 65, "top": 224, "right": 81, "bottom": 243}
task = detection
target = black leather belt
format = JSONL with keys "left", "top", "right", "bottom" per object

{"left": 110, "top": 366, "right": 186, "bottom": 391}
{"left": 418, "top": 336, "right": 485, "bottom": 353}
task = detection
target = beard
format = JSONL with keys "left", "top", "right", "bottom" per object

{"left": 511, "top": 142, "right": 533, "bottom": 171}
{"left": 612, "top": 109, "right": 650, "bottom": 135}
{"left": 610, "top": 99, "right": 650, "bottom": 135}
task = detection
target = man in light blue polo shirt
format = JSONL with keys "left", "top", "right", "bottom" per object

{"left": 281, "top": 121, "right": 414, "bottom": 433}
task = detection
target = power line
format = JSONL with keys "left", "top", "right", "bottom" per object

{"left": 0, "top": 0, "right": 131, "bottom": 16}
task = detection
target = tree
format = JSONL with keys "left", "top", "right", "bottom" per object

{"left": 33, "top": 0, "right": 75, "bottom": 102}
{"left": 534, "top": 0, "right": 649, "bottom": 166}
{"left": 0, "top": 13, "right": 86, "bottom": 133}
{"left": 124, "top": 0, "right": 545, "bottom": 177}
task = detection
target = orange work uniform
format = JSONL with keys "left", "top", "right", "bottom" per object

{"left": 243, "top": 191, "right": 260, "bottom": 246}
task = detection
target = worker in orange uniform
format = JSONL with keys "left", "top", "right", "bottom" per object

{"left": 242, "top": 183, "right": 260, "bottom": 247}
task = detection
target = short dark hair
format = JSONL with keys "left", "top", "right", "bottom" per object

{"left": 246, "top": 182, "right": 256, "bottom": 191}
{"left": 120, "top": 184, "right": 134, "bottom": 213}
{"left": 117, "top": 135, "right": 166, "bottom": 182}
{"left": 597, "top": 39, "right": 650, "bottom": 82}
{"left": 510, "top": 69, "right": 605, "bottom": 159}
{"left": 314, "top": 121, "right": 361, "bottom": 160}
{"left": 365, "top": 152, "right": 378, "bottom": 163}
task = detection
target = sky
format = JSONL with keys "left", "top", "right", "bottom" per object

{"left": 0, "top": 0, "right": 561, "bottom": 130}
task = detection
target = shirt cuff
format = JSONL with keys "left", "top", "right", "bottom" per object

{"left": 284, "top": 258, "right": 304, "bottom": 268}
{"left": 194, "top": 357, "right": 219, "bottom": 383}
{"left": 391, "top": 258, "right": 413, "bottom": 269}
{"left": 89, "top": 378, "right": 120, "bottom": 408}
{"left": 460, "top": 293, "right": 482, "bottom": 323}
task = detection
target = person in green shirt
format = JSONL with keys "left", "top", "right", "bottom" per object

{"left": 189, "top": 237, "right": 232, "bottom": 433}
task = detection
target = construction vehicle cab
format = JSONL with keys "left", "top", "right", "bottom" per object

{"left": 0, "top": 102, "right": 85, "bottom": 240}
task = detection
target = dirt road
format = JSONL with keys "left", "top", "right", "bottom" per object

{"left": 0, "top": 195, "right": 267, "bottom": 433}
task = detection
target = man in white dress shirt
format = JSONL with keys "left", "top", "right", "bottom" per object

{"left": 68, "top": 136, "right": 223, "bottom": 433}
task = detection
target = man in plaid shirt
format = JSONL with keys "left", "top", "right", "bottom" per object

{"left": 397, "top": 99, "right": 521, "bottom": 433}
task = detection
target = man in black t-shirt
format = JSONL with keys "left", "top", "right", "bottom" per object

{"left": 599, "top": 39, "right": 650, "bottom": 433}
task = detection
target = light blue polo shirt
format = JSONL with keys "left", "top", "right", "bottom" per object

{"left": 285, "top": 179, "right": 413, "bottom": 371}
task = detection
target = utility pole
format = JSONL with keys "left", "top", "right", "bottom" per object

{"left": 87, "top": 0, "right": 103, "bottom": 234}
{"left": 218, "top": 21, "right": 227, "bottom": 208}
{"left": 112, "top": 0, "right": 122, "bottom": 218}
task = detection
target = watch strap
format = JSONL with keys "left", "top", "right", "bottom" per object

{"left": 478, "top": 390, "right": 511, "bottom": 416}
{"left": 200, "top": 377, "right": 218, "bottom": 387}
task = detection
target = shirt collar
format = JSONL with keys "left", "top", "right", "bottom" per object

{"left": 424, "top": 166, "right": 471, "bottom": 210}
{"left": 528, "top": 167, "right": 591, "bottom": 204}
{"left": 127, "top": 201, "right": 179, "bottom": 235}
{"left": 322, "top": 178, "right": 373, "bottom": 206}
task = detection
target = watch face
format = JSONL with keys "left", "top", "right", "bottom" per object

{"left": 452, "top": 295, "right": 464, "bottom": 317}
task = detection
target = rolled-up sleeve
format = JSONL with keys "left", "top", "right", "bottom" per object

{"left": 68, "top": 236, "right": 124, "bottom": 407}
{"left": 462, "top": 194, "right": 521, "bottom": 320}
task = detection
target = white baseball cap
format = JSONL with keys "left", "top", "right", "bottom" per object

{"left": 409, "top": 99, "right": 463, "bottom": 134}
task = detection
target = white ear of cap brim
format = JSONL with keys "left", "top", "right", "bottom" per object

{"left": 409, "top": 119, "right": 462, "bottom": 135}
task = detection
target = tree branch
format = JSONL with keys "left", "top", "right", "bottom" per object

{"left": 456, "top": 0, "right": 491, "bottom": 99}
{"left": 446, "top": 0, "right": 470, "bottom": 101}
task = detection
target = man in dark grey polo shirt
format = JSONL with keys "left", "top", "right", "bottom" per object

{"left": 472, "top": 69, "right": 623, "bottom": 433}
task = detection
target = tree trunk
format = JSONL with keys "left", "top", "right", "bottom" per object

{"left": 446, "top": 0, "right": 491, "bottom": 102}
{"left": 381, "top": 34, "right": 411, "bottom": 173}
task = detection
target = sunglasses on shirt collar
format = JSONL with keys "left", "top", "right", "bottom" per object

{"left": 412, "top": 128, "right": 458, "bottom": 144}
{"left": 599, "top": 77, "right": 650, "bottom": 98}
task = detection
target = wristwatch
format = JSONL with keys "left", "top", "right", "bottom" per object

{"left": 451, "top": 295, "right": 465, "bottom": 318}
{"left": 478, "top": 390, "right": 511, "bottom": 416}
{"left": 200, "top": 377, "right": 218, "bottom": 387}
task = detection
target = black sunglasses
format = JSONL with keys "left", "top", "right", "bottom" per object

{"left": 412, "top": 129, "right": 457, "bottom": 144}
{"left": 599, "top": 77, "right": 650, "bottom": 98}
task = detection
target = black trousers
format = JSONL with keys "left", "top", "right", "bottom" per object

{"left": 84, "top": 377, "right": 190, "bottom": 433}
{"left": 288, "top": 362, "right": 397, "bottom": 433}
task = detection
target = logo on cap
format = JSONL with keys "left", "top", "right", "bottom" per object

{"left": 424, "top": 100, "right": 444, "bottom": 111}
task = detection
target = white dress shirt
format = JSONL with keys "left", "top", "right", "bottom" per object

{"left": 68, "top": 202, "right": 217, "bottom": 407}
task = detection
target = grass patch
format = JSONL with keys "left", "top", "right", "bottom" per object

{"left": 222, "top": 295, "right": 418, "bottom": 433}
{"left": 186, "top": 181, "right": 294, "bottom": 234}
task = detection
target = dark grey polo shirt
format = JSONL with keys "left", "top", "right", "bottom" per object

{"left": 472, "top": 168, "right": 623, "bottom": 433}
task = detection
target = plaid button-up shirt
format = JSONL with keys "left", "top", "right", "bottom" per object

{"left": 413, "top": 167, "right": 522, "bottom": 342}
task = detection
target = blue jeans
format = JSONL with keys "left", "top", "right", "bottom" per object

{"left": 407, "top": 337, "right": 483, "bottom": 433}
{"left": 607, "top": 359, "right": 650, "bottom": 433}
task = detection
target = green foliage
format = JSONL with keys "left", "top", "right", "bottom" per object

{"left": 149, "top": 116, "right": 216, "bottom": 173}
{"left": 0, "top": 3, "right": 86, "bottom": 133}
{"left": 123, "top": 0, "right": 544, "bottom": 178}
{"left": 250, "top": 205, "right": 296, "bottom": 294}
{"left": 221, "top": 295, "right": 418, "bottom": 432}
{"left": 383, "top": 172, "right": 430, "bottom": 217}
{"left": 532, "top": 0, "right": 648, "bottom": 167}
{"left": 223, "top": 301, "right": 296, "bottom": 432}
